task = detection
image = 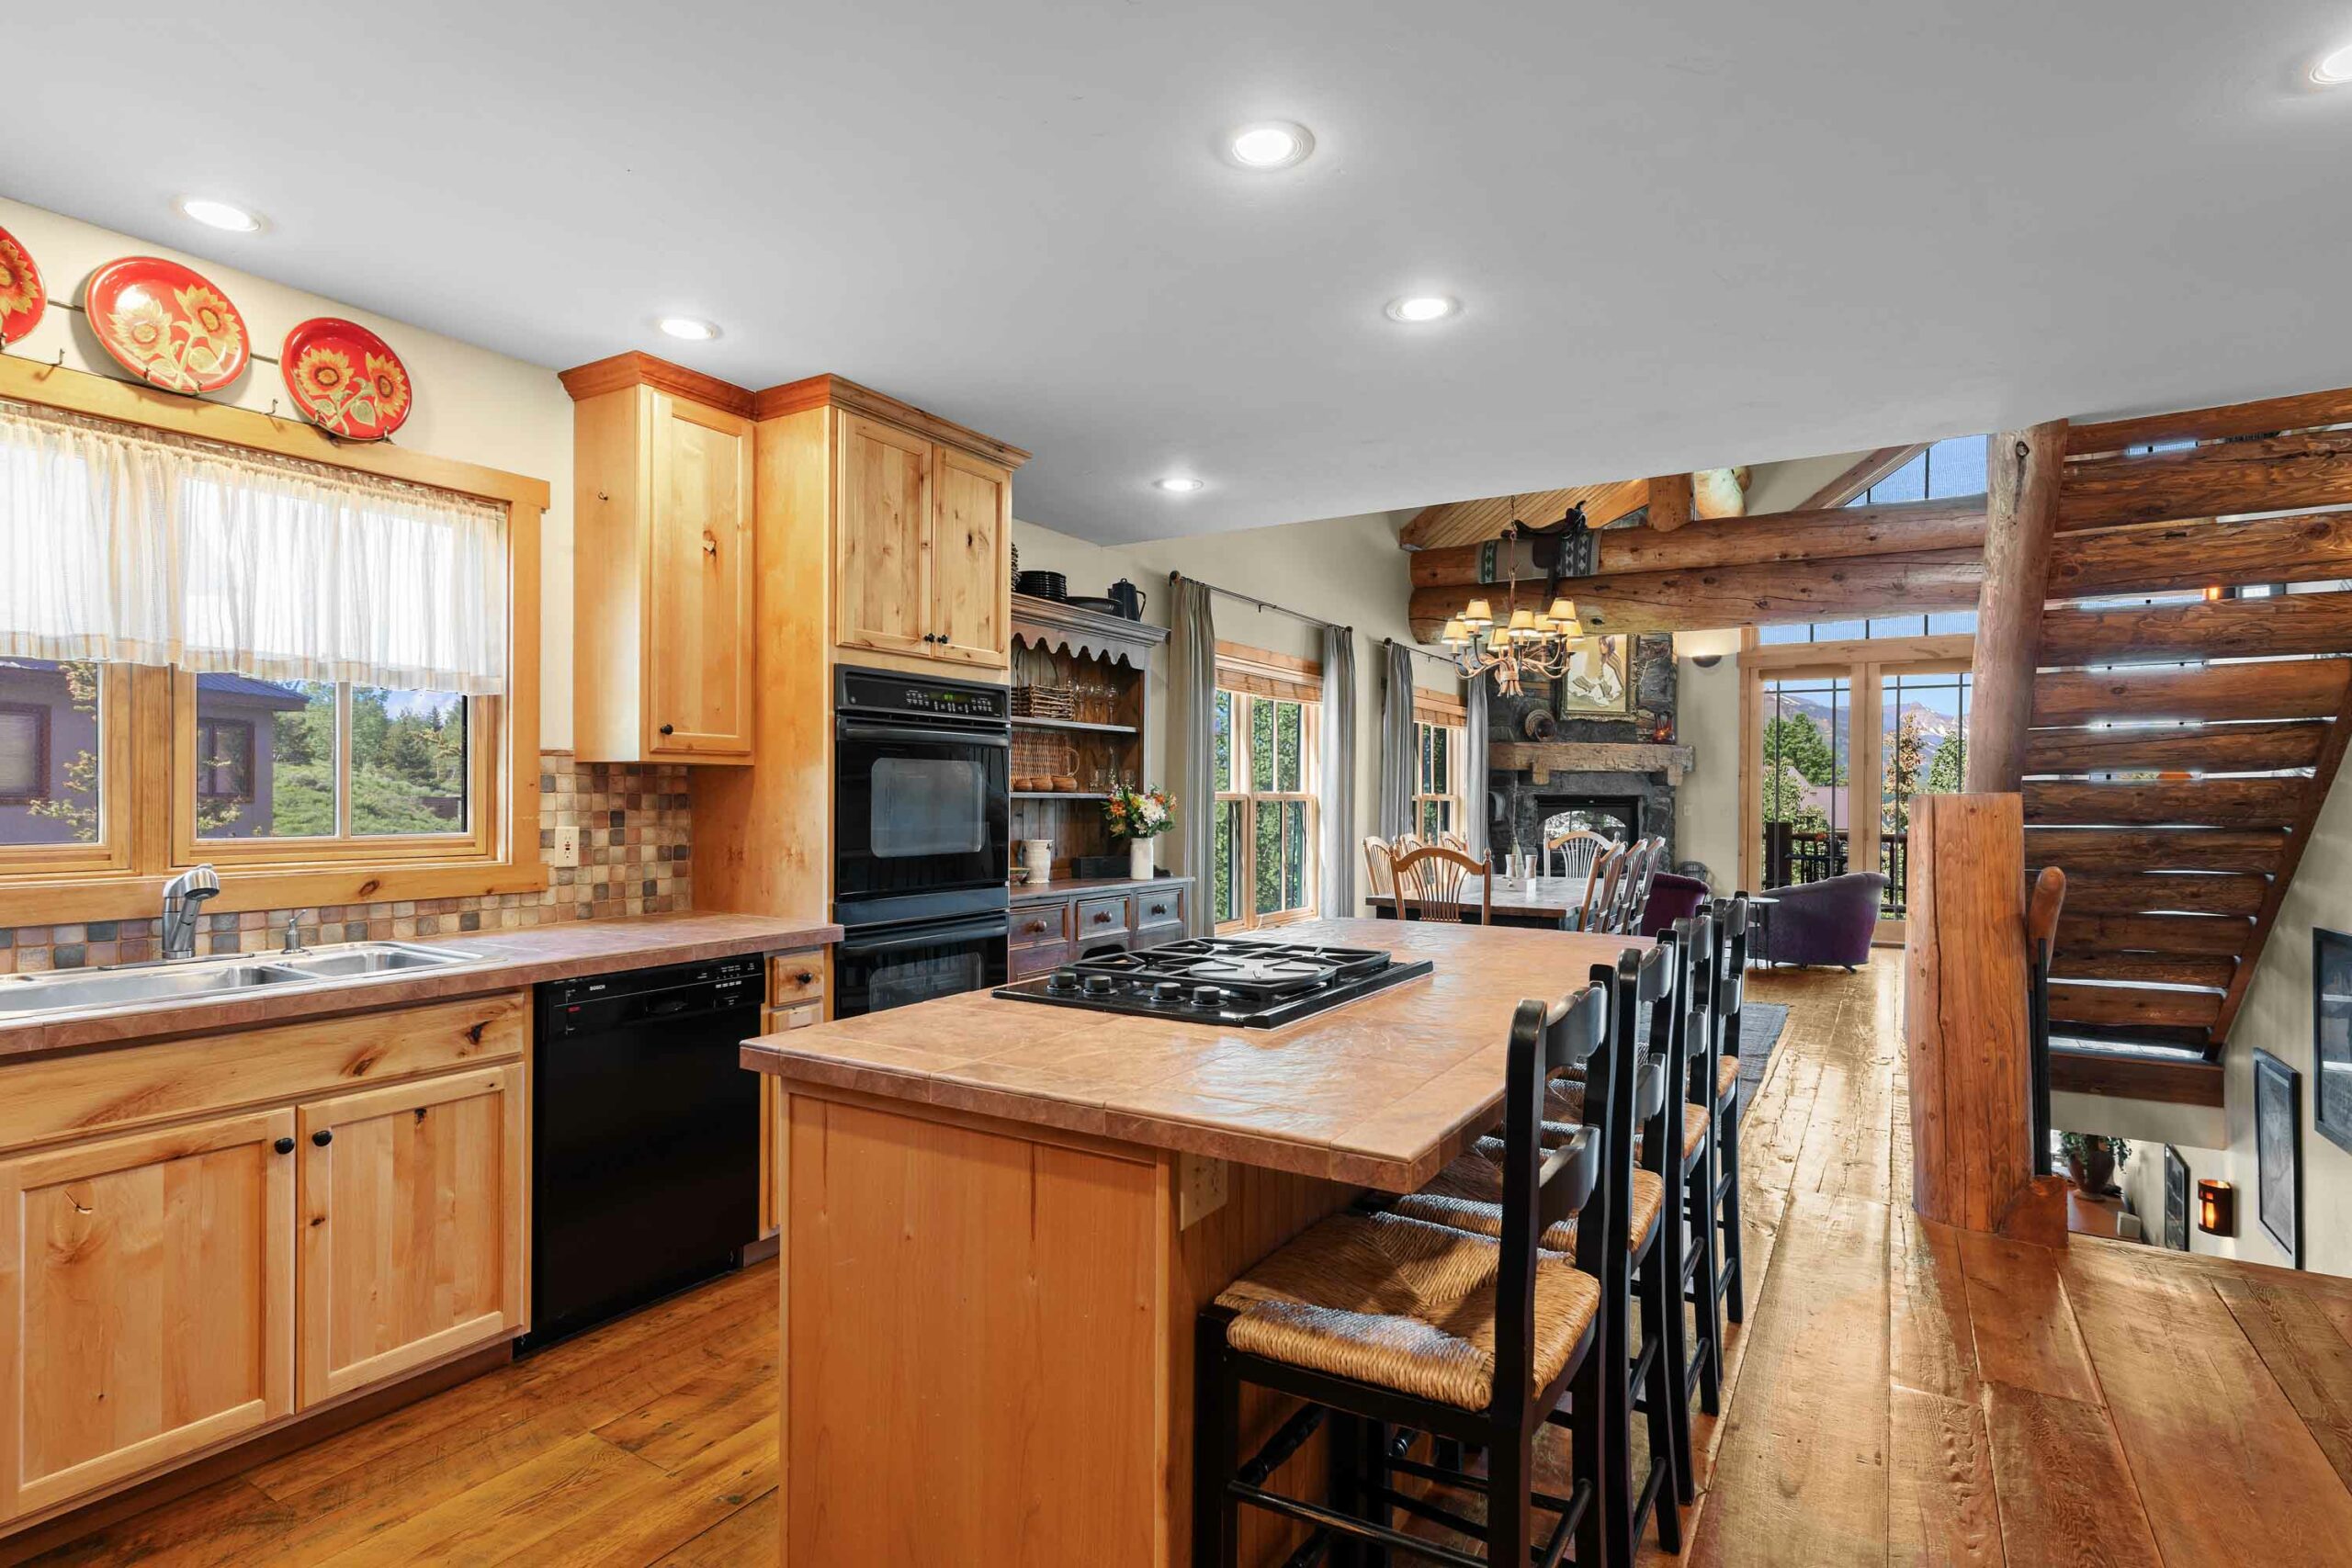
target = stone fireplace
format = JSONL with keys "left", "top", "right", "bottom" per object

{"left": 1483, "top": 633, "right": 1704, "bottom": 878}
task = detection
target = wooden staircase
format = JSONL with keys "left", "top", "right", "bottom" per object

{"left": 2022, "top": 389, "right": 2352, "bottom": 1078}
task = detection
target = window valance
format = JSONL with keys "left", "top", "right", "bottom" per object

{"left": 1216, "top": 640, "right": 1322, "bottom": 705}
{"left": 0, "top": 398, "right": 510, "bottom": 694}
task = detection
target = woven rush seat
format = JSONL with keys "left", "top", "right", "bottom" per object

{"left": 1546, "top": 1082, "right": 1708, "bottom": 1161}
{"left": 1394, "top": 1138, "right": 1666, "bottom": 1253}
{"left": 1716, "top": 1055, "right": 1739, "bottom": 1100}
{"left": 1215, "top": 1210, "right": 1600, "bottom": 1412}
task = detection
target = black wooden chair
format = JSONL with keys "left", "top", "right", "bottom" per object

{"left": 1193, "top": 952, "right": 1657, "bottom": 1566}
{"left": 1708, "top": 896, "right": 1754, "bottom": 1326}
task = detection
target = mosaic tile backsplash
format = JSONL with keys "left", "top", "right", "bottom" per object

{"left": 0, "top": 754, "right": 692, "bottom": 974}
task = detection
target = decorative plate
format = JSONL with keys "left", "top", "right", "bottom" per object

{"left": 280, "top": 317, "right": 412, "bottom": 439}
{"left": 85, "top": 256, "right": 250, "bottom": 393}
{"left": 0, "top": 225, "right": 43, "bottom": 345}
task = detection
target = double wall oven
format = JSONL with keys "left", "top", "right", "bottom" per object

{"left": 832, "top": 666, "right": 1011, "bottom": 1016}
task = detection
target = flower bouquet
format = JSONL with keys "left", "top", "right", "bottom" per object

{"left": 1104, "top": 784, "right": 1176, "bottom": 877}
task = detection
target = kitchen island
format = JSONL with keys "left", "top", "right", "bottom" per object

{"left": 740, "top": 917, "right": 1643, "bottom": 1566}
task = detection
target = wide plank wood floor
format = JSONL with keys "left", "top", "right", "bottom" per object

{"left": 19, "top": 954, "right": 2352, "bottom": 1565}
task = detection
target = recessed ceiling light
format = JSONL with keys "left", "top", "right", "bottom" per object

{"left": 175, "top": 197, "right": 261, "bottom": 233}
{"left": 1226, "top": 121, "right": 1315, "bottom": 170}
{"left": 1385, "top": 295, "right": 1461, "bottom": 324}
{"left": 2315, "top": 41, "right": 2352, "bottom": 85}
{"left": 658, "top": 316, "right": 719, "bottom": 342}
{"left": 1154, "top": 476, "right": 1205, "bottom": 493}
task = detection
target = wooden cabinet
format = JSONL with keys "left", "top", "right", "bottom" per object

{"left": 1010, "top": 879, "right": 1193, "bottom": 978}
{"left": 295, "top": 1066, "right": 526, "bottom": 1408}
{"left": 835, "top": 414, "right": 1013, "bottom": 671}
{"left": 568, "top": 360, "right": 756, "bottom": 764}
{"left": 0, "top": 1111, "right": 295, "bottom": 1521}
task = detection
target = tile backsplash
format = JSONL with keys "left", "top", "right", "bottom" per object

{"left": 0, "top": 753, "right": 691, "bottom": 974}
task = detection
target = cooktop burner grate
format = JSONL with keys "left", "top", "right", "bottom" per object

{"left": 991, "top": 937, "right": 1433, "bottom": 1028}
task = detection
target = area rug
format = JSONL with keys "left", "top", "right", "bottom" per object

{"left": 1734, "top": 1002, "right": 1790, "bottom": 1123}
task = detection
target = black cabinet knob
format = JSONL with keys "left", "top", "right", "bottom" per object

{"left": 659, "top": 723, "right": 675, "bottom": 736}
{"left": 274, "top": 1136, "right": 295, "bottom": 1155}
{"left": 312, "top": 1129, "right": 334, "bottom": 1147}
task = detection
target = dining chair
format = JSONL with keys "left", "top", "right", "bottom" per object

{"left": 2027, "top": 867, "right": 2066, "bottom": 1178}
{"left": 1611, "top": 840, "right": 1657, "bottom": 934}
{"left": 1390, "top": 843, "right": 1492, "bottom": 925}
{"left": 1362, "top": 835, "right": 1396, "bottom": 905}
{"left": 1708, "top": 895, "right": 1752, "bottom": 1327}
{"left": 1578, "top": 845, "right": 1625, "bottom": 933}
{"left": 1436, "top": 829, "right": 1469, "bottom": 854}
{"left": 1545, "top": 828, "right": 1612, "bottom": 884}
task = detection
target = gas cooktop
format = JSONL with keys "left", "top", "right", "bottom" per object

{"left": 991, "top": 937, "right": 1433, "bottom": 1028}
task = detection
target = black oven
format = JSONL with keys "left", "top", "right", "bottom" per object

{"left": 834, "top": 912, "right": 1011, "bottom": 1019}
{"left": 833, "top": 665, "right": 1012, "bottom": 929}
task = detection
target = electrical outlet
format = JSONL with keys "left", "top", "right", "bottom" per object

{"left": 550, "top": 826, "right": 581, "bottom": 868}
{"left": 1179, "top": 1153, "right": 1230, "bottom": 1229}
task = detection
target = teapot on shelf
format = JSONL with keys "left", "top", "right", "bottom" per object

{"left": 1105, "top": 579, "right": 1147, "bottom": 620}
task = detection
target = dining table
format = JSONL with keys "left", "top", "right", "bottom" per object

{"left": 1362, "top": 873, "right": 1592, "bottom": 928}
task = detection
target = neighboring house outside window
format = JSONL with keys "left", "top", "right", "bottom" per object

{"left": 0, "top": 660, "right": 91, "bottom": 847}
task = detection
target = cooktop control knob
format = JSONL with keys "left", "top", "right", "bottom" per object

{"left": 1083, "top": 974, "right": 1117, "bottom": 996}
{"left": 1192, "top": 985, "right": 1227, "bottom": 1009}
{"left": 1047, "top": 969, "right": 1080, "bottom": 992}
{"left": 1152, "top": 980, "right": 1186, "bottom": 1002}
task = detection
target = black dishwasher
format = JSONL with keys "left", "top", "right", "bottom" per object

{"left": 525, "top": 954, "right": 763, "bottom": 1350}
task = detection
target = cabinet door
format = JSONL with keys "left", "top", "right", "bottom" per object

{"left": 297, "top": 1066, "right": 525, "bottom": 1408}
{"left": 647, "top": 391, "right": 756, "bottom": 759}
{"left": 835, "top": 413, "right": 935, "bottom": 660}
{"left": 0, "top": 1110, "right": 294, "bottom": 1521}
{"left": 931, "top": 446, "right": 1012, "bottom": 670}
{"left": 758, "top": 1003, "right": 822, "bottom": 1238}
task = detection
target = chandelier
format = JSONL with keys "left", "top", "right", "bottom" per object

{"left": 1440, "top": 505, "right": 1588, "bottom": 696}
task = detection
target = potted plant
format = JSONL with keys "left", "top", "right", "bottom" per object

{"left": 1104, "top": 784, "right": 1176, "bottom": 879}
{"left": 2058, "top": 1132, "right": 2130, "bottom": 1195}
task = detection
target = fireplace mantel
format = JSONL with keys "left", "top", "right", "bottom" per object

{"left": 1489, "top": 740, "right": 1697, "bottom": 786}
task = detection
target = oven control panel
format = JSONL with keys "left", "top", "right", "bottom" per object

{"left": 836, "top": 666, "right": 1010, "bottom": 724}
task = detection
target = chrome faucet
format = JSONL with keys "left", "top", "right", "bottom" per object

{"left": 160, "top": 864, "right": 220, "bottom": 960}
{"left": 282, "top": 908, "right": 308, "bottom": 954}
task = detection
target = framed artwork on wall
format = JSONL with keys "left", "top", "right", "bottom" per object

{"left": 2254, "top": 1049, "right": 2303, "bottom": 1269}
{"left": 2163, "top": 1145, "right": 2189, "bottom": 1252}
{"left": 2315, "top": 928, "right": 2352, "bottom": 1156}
{"left": 1559, "top": 636, "right": 1630, "bottom": 716}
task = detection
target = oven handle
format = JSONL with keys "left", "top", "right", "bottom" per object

{"left": 838, "top": 719, "right": 1011, "bottom": 750}
{"left": 837, "top": 916, "right": 1012, "bottom": 956}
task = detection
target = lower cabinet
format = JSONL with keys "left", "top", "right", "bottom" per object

{"left": 1011, "top": 879, "right": 1193, "bottom": 977}
{"left": 0, "top": 1110, "right": 297, "bottom": 1521}
{"left": 296, "top": 1066, "right": 527, "bottom": 1407}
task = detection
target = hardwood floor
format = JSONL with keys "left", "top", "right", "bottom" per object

{"left": 19, "top": 954, "right": 2352, "bottom": 1565}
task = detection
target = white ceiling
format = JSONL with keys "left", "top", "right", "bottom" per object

{"left": 14, "top": 3, "right": 2352, "bottom": 543}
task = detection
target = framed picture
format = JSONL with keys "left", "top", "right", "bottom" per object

{"left": 2315, "top": 928, "right": 2352, "bottom": 1156}
{"left": 1559, "top": 635, "right": 1630, "bottom": 716}
{"left": 2254, "top": 1049, "right": 2303, "bottom": 1269}
{"left": 2163, "top": 1145, "right": 2189, "bottom": 1252}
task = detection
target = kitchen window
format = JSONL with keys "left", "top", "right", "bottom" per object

{"left": 1211, "top": 681, "right": 1320, "bottom": 932}
{"left": 0, "top": 378, "right": 544, "bottom": 920}
{"left": 1413, "top": 717, "right": 1464, "bottom": 840}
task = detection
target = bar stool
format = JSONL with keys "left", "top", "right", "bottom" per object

{"left": 1193, "top": 953, "right": 1657, "bottom": 1567}
{"left": 1392, "top": 1004, "right": 1683, "bottom": 1559}
{"left": 1707, "top": 897, "right": 1752, "bottom": 1325}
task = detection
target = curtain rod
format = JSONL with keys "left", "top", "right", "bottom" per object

{"left": 1383, "top": 636, "right": 1461, "bottom": 670}
{"left": 1167, "top": 570, "right": 1351, "bottom": 635}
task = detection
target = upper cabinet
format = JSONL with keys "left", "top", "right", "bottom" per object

{"left": 565, "top": 355, "right": 757, "bottom": 764}
{"left": 833, "top": 411, "right": 1014, "bottom": 671}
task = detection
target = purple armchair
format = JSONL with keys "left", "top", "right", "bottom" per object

{"left": 1638, "top": 872, "right": 1710, "bottom": 938}
{"left": 1764, "top": 872, "right": 1887, "bottom": 969}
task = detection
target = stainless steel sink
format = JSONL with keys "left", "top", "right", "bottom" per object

{"left": 0, "top": 942, "right": 480, "bottom": 1021}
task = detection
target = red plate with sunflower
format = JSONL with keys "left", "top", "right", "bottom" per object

{"left": 280, "top": 318, "right": 412, "bottom": 440}
{"left": 0, "top": 225, "right": 44, "bottom": 345}
{"left": 85, "top": 256, "right": 250, "bottom": 393}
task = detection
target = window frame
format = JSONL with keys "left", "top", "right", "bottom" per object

{"left": 0, "top": 355, "right": 548, "bottom": 925}
{"left": 1411, "top": 713, "right": 1466, "bottom": 843}
{"left": 1211, "top": 671, "right": 1322, "bottom": 935}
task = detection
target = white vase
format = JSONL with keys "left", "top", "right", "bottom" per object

{"left": 1129, "top": 837, "right": 1155, "bottom": 880}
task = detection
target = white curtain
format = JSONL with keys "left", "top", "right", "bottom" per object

{"left": 1317, "top": 625, "right": 1355, "bottom": 917}
{"left": 0, "top": 399, "right": 510, "bottom": 694}
{"left": 1464, "top": 671, "right": 1490, "bottom": 860}
{"left": 1377, "top": 641, "right": 1416, "bottom": 839}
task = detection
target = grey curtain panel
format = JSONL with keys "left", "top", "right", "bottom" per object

{"left": 1464, "top": 671, "right": 1490, "bottom": 860}
{"left": 1317, "top": 625, "right": 1356, "bottom": 918}
{"left": 1167, "top": 578, "right": 1218, "bottom": 934}
{"left": 1378, "top": 641, "right": 1416, "bottom": 840}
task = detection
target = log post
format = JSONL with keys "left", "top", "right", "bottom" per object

{"left": 1906, "top": 793, "right": 2064, "bottom": 1240}
{"left": 1964, "top": 421, "right": 2068, "bottom": 792}
{"left": 1645, "top": 472, "right": 1694, "bottom": 532}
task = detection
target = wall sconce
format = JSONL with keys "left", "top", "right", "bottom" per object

{"left": 2197, "top": 1178, "right": 2235, "bottom": 1237}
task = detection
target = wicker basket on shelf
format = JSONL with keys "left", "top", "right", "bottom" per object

{"left": 1011, "top": 684, "right": 1077, "bottom": 720}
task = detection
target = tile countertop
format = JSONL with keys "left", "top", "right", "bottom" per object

{"left": 0, "top": 911, "right": 842, "bottom": 1062}
{"left": 741, "top": 917, "right": 1645, "bottom": 1192}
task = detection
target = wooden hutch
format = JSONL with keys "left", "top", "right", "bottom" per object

{"left": 1007, "top": 593, "right": 1191, "bottom": 976}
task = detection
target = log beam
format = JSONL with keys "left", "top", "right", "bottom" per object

{"left": 2024, "top": 776, "right": 2308, "bottom": 827}
{"left": 1965, "top": 422, "right": 2069, "bottom": 793}
{"left": 1406, "top": 547, "right": 1982, "bottom": 641}
{"left": 1645, "top": 472, "right": 1694, "bottom": 533}
{"left": 2038, "top": 591, "right": 2352, "bottom": 666}
{"left": 1407, "top": 495, "right": 1986, "bottom": 589}
{"left": 2048, "top": 510, "right": 2352, "bottom": 600}
{"left": 2059, "top": 429, "right": 2352, "bottom": 530}
{"left": 2021, "top": 718, "right": 2327, "bottom": 775}
{"left": 2066, "top": 385, "right": 2352, "bottom": 457}
{"left": 2024, "top": 826, "right": 2288, "bottom": 875}
{"left": 1397, "top": 479, "right": 1651, "bottom": 552}
{"left": 2030, "top": 659, "right": 2350, "bottom": 726}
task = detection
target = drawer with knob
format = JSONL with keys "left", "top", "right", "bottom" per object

{"left": 766, "top": 952, "right": 825, "bottom": 1007}
{"left": 1075, "top": 895, "right": 1131, "bottom": 939}
{"left": 1130, "top": 886, "right": 1185, "bottom": 932}
{"left": 1012, "top": 905, "right": 1070, "bottom": 949}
